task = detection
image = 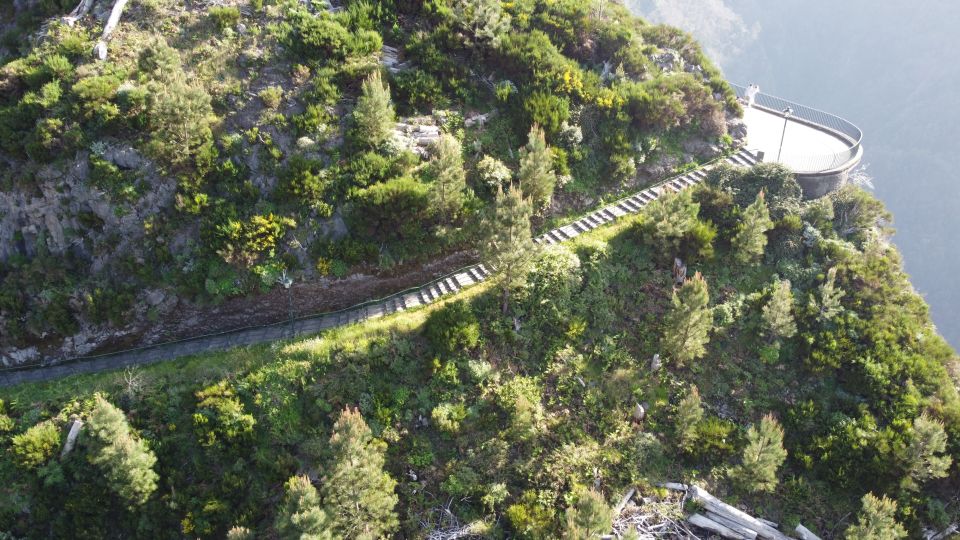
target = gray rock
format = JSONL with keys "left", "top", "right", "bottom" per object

{"left": 1, "top": 346, "right": 40, "bottom": 367}
{"left": 682, "top": 138, "right": 721, "bottom": 158}
{"left": 104, "top": 145, "right": 145, "bottom": 170}
{"left": 650, "top": 354, "right": 662, "bottom": 372}
{"left": 728, "top": 118, "right": 748, "bottom": 144}
{"left": 145, "top": 289, "right": 166, "bottom": 306}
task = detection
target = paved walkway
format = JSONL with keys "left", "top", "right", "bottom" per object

{"left": 0, "top": 150, "right": 759, "bottom": 388}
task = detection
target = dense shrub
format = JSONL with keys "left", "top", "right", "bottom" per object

{"left": 347, "top": 175, "right": 433, "bottom": 252}
{"left": 208, "top": 6, "right": 241, "bottom": 31}
{"left": 214, "top": 213, "right": 297, "bottom": 267}
{"left": 278, "top": 8, "right": 382, "bottom": 64}
{"left": 523, "top": 91, "right": 569, "bottom": 136}
{"left": 280, "top": 155, "right": 334, "bottom": 215}
{"left": 424, "top": 299, "right": 480, "bottom": 355}
{"left": 11, "top": 421, "right": 61, "bottom": 470}
{"left": 193, "top": 382, "right": 256, "bottom": 448}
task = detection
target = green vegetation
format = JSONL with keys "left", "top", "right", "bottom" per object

{"left": 85, "top": 395, "right": 159, "bottom": 508}
{"left": 732, "top": 414, "right": 788, "bottom": 493}
{"left": 2, "top": 1, "right": 957, "bottom": 539}
{"left": 844, "top": 493, "right": 907, "bottom": 540}
{"left": 563, "top": 487, "right": 614, "bottom": 539}
{"left": 275, "top": 475, "right": 331, "bottom": 540}
{"left": 3, "top": 167, "right": 956, "bottom": 537}
{"left": 661, "top": 272, "right": 712, "bottom": 365}
{"left": 1, "top": 0, "right": 737, "bottom": 346}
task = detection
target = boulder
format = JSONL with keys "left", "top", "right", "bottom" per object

{"left": 1, "top": 346, "right": 40, "bottom": 367}
{"left": 103, "top": 145, "right": 145, "bottom": 170}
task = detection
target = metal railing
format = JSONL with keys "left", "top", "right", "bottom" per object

{"left": 732, "top": 83, "right": 862, "bottom": 174}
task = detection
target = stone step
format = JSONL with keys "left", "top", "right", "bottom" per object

{"left": 728, "top": 153, "right": 752, "bottom": 167}
{"left": 467, "top": 266, "right": 484, "bottom": 282}
{"left": 619, "top": 199, "right": 640, "bottom": 212}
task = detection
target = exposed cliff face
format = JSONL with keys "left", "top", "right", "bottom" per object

{"left": 0, "top": 146, "right": 174, "bottom": 266}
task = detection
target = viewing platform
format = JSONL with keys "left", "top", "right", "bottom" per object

{"left": 733, "top": 83, "right": 864, "bottom": 198}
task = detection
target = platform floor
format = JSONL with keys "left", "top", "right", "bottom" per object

{"left": 742, "top": 106, "right": 852, "bottom": 172}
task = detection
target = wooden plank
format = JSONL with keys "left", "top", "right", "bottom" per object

{"left": 690, "top": 487, "right": 791, "bottom": 540}
{"left": 688, "top": 513, "right": 749, "bottom": 540}
{"left": 794, "top": 523, "right": 822, "bottom": 540}
{"left": 705, "top": 511, "right": 759, "bottom": 539}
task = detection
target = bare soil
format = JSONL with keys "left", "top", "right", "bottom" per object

{"left": 101, "top": 249, "right": 478, "bottom": 353}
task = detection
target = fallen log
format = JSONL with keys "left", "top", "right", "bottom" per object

{"left": 689, "top": 486, "right": 792, "bottom": 540}
{"left": 688, "top": 513, "right": 750, "bottom": 540}
{"left": 94, "top": 0, "right": 129, "bottom": 60}
{"left": 704, "top": 510, "right": 759, "bottom": 539}
{"left": 794, "top": 523, "right": 821, "bottom": 540}
{"left": 930, "top": 524, "right": 959, "bottom": 540}
{"left": 613, "top": 487, "right": 636, "bottom": 515}
{"left": 64, "top": 0, "right": 96, "bottom": 25}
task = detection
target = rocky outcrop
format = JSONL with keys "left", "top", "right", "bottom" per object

{"left": 392, "top": 117, "right": 442, "bottom": 157}
{"left": 0, "top": 147, "right": 173, "bottom": 264}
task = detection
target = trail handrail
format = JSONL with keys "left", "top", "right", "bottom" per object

{"left": 732, "top": 83, "right": 862, "bottom": 173}
{"left": 0, "top": 262, "right": 481, "bottom": 376}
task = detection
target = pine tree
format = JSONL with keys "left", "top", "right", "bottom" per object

{"left": 452, "top": 0, "right": 511, "bottom": 47}
{"left": 662, "top": 272, "right": 712, "bottom": 365}
{"left": 563, "top": 487, "right": 613, "bottom": 539}
{"left": 351, "top": 71, "right": 395, "bottom": 149}
{"left": 518, "top": 125, "right": 557, "bottom": 213}
{"left": 85, "top": 395, "right": 159, "bottom": 507}
{"left": 810, "top": 267, "right": 844, "bottom": 322}
{"left": 732, "top": 414, "right": 787, "bottom": 493}
{"left": 732, "top": 190, "right": 773, "bottom": 264}
{"left": 643, "top": 188, "right": 700, "bottom": 255}
{"left": 675, "top": 386, "right": 704, "bottom": 451}
{"left": 481, "top": 185, "right": 538, "bottom": 314}
{"left": 844, "top": 493, "right": 907, "bottom": 540}
{"left": 319, "top": 407, "right": 399, "bottom": 539}
{"left": 276, "top": 475, "right": 332, "bottom": 540}
{"left": 896, "top": 413, "right": 952, "bottom": 491}
{"left": 428, "top": 133, "right": 468, "bottom": 221}
{"left": 762, "top": 279, "right": 797, "bottom": 339}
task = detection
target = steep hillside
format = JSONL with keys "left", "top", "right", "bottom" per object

{"left": 0, "top": 0, "right": 739, "bottom": 365}
{"left": 1, "top": 164, "right": 957, "bottom": 538}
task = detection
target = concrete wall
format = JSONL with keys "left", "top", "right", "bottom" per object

{"left": 797, "top": 169, "right": 849, "bottom": 199}
{"left": 795, "top": 144, "right": 863, "bottom": 199}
